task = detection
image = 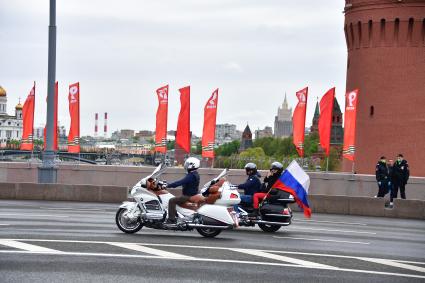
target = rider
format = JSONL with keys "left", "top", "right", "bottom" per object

{"left": 237, "top": 163, "right": 262, "bottom": 208}
{"left": 164, "top": 157, "right": 200, "bottom": 224}
{"left": 251, "top": 161, "right": 284, "bottom": 217}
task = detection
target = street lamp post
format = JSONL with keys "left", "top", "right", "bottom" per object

{"left": 38, "top": 0, "right": 57, "bottom": 183}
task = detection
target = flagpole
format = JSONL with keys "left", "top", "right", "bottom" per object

{"left": 326, "top": 157, "right": 329, "bottom": 172}
{"left": 351, "top": 160, "right": 355, "bottom": 174}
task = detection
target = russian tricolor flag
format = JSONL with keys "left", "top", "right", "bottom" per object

{"left": 273, "top": 161, "right": 311, "bottom": 218}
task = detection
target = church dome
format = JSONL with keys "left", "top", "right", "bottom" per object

{"left": 15, "top": 103, "right": 23, "bottom": 110}
{"left": 0, "top": 86, "right": 6, "bottom": 97}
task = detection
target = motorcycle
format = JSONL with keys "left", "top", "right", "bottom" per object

{"left": 115, "top": 164, "right": 241, "bottom": 238}
{"left": 237, "top": 190, "right": 295, "bottom": 233}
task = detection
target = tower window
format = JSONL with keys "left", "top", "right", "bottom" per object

{"left": 370, "top": 106, "right": 374, "bottom": 116}
{"left": 422, "top": 18, "right": 425, "bottom": 45}
{"left": 357, "top": 21, "right": 362, "bottom": 46}
{"left": 408, "top": 18, "right": 414, "bottom": 43}
{"left": 368, "top": 20, "right": 373, "bottom": 46}
{"left": 394, "top": 18, "right": 400, "bottom": 45}
{"left": 380, "top": 19, "right": 386, "bottom": 44}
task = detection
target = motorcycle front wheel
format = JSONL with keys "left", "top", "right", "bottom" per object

{"left": 115, "top": 207, "right": 143, "bottom": 234}
{"left": 196, "top": 228, "right": 222, "bottom": 238}
{"left": 258, "top": 223, "right": 281, "bottom": 233}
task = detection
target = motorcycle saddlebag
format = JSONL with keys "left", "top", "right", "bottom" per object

{"left": 260, "top": 203, "right": 285, "bottom": 215}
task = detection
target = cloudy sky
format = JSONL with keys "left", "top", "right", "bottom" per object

{"left": 0, "top": 0, "right": 347, "bottom": 136}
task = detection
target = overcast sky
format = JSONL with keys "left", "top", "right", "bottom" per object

{"left": 0, "top": 0, "right": 347, "bottom": 137}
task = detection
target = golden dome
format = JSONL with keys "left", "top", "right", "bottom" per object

{"left": 0, "top": 86, "right": 6, "bottom": 97}
{"left": 15, "top": 103, "right": 23, "bottom": 110}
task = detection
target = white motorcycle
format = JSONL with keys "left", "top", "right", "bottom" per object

{"left": 115, "top": 164, "right": 241, "bottom": 238}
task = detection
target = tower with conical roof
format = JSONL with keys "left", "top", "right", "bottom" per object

{"left": 310, "top": 97, "right": 343, "bottom": 145}
{"left": 310, "top": 99, "right": 320, "bottom": 133}
{"left": 274, "top": 93, "right": 292, "bottom": 138}
{"left": 239, "top": 124, "right": 253, "bottom": 152}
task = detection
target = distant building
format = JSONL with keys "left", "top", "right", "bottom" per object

{"left": 310, "top": 98, "right": 343, "bottom": 145}
{"left": 135, "top": 130, "right": 154, "bottom": 139}
{"left": 255, "top": 126, "right": 273, "bottom": 139}
{"left": 0, "top": 86, "right": 23, "bottom": 146}
{"left": 120, "top": 129, "right": 135, "bottom": 139}
{"left": 215, "top": 123, "right": 241, "bottom": 145}
{"left": 274, "top": 94, "right": 292, "bottom": 138}
{"left": 239, "top": 124, "right": 253, "bottom": 152}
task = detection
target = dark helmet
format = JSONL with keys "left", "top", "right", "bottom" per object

{"left": 270, "top": 161, "right": 284, "bottom": 174}
{"left": 244, "top": 162, "right": 257, "bottom": 175}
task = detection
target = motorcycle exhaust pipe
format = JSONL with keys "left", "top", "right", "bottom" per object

{"left": 187, "top": 223, "right": 232, "bottom": 229}
{"left": 254, "top": 220, "right": 291, "bottom": 226}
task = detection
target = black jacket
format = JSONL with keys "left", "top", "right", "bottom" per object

{"left": 392, "top": 160, "right": 409, "bottom": 184}
{"left": 238, "top": 173, "right": 262, "bottom": 196}
{"left": 375, "top": 161, "right": 389, "bottom": 182}
{"left": 260, "top": 173, "right": 281, "bottom": 193}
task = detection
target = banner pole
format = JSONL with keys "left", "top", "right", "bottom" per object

{"left": 326, "top": 157, "right": 329, "bottom": 172}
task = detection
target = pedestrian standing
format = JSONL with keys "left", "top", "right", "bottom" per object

{"left": 375, "top": 156, "right": 389, "bottom": 198}
{"left": 390, "top": 154, "right": 409, "bottom": 205}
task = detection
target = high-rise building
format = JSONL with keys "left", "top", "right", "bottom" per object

{"left": 274, "top": 94, "right": 292, "bottom": 138}
{"left": 343, "top": 0, "right": 425, "bottom": 176}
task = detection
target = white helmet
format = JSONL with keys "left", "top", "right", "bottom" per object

{"left": 184, "top": 157, "right": 200, "bottom": 171}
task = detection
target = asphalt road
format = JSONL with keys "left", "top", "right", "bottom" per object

{"left": 0, "top": 200, "right": 424, "bottom": 282}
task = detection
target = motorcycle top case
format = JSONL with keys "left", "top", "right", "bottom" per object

{"left": 260, "top": 203, "right": 286, "bottom": 215}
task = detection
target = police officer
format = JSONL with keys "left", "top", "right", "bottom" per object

{"left": 238, "top": 163, "right": 262, "bottom": 206}
{"left": 164, "top": 157, "right": 200, "bottom": 224}
{"left": 391, "top": 154, "right": 409, "bottom": 205}
{"left": 375, "top": 156, "right": 389, "bottom": 198}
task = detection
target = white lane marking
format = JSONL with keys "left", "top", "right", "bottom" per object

{"left": 39, "top": 207, "right": 107, "bottom": 212}
{"left": 289, "top": 227, "right": 376, "bottom": 235}
{"left": 0, "top": 224, "right": 10, "bottom": 226}
{"left": 231, "top": 248, "right": 335, "bottom": 269}
{"left": 0, "top": 240, "right": 61, "bottom": 253}
{"left": 397, "top": 260, "right": 425, "bottom": 265}
{"left": 359, "top": 258, "right": 425, "bottom": 273}
{"left": 294, "top": 219, "right": 367, "bottom": 226}
{"left": 0, "top": 250, "right": 424, "bottom": 279}
{"left": 0, "top": 213, "right": 69, "bottom": 218}
{"left": 108, "top": 242, "right": 194, "bottom": 259}
{"left": 5, "top": 239, "right": 425, "bottom": 269}
{"left": 273, "top": 236, "right": 370, "bottom": 245}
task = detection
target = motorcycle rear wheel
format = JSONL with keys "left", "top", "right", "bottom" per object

{"left": 115, "top": 207, "right": 143, "bottom": 234}
{"left": 196, "top": 228, "right": 222, "bottom": 238}
{"left": 258, "top": 223, "right": 281, "bottom": 233}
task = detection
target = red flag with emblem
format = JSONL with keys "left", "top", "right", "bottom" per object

{"left": 343, "top": 89, "right": 359, "bottom": 161}
{"left": 155, "top": 85, "right": 169, "bottom": 153}
{"left": 175, "top": 86, "right": 191, "bottom": 153}
{"left": 20, "top": 83, "right": 36, "bottom": 151}
{"left": 292, "top": 87, "right": 308, "bottom": 157}
{"left": 67, "top": 82, "right": 80, "bottom": 153}
{"left": 202, "top": 89, "right": 219, "bottom": 158}
{"left": 318, "top": 87, "right": 335, "bottom": 157}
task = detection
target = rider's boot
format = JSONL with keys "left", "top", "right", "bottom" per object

{"left": 248, "top": 209, "right": 259, "bottom": 218}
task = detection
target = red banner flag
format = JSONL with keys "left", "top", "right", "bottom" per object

{"left": 175, "top": 86, "right": 191, "bottom": 153}
{"left": 20, "top": 83, "right": 36, "bottom": 151}
{"left": 43, "top": 82, "right": 59, "bottom": 151}
{"left": 67, "top": 82, "right": 80, "bottom": 153}
{"left": 202, "top": 89, "right": 219, "bottom": 158}
{"left": 155, "top": 85, "right": 169, "bottom": 153}
{"left": 343, "top": 89, "right": 359, "bottom": 161}
{"left": 292, "top": 87, "right": 308, "bottom": 157}
{"left": 318, "top": 87, "right": 335, "bottom": 157}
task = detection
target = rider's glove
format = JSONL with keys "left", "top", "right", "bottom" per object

{"left": 158, "top": 180, "right": 167, "bottom": 189}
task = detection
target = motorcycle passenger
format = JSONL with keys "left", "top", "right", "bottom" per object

{"left": 237, "top": 163, "right": 262, "bottom": 208}
{"left": 251, "top": 161, "right": 284, "bottom": 217}
{"left": 164, "top": 157, "right": 200, "bottom": 224}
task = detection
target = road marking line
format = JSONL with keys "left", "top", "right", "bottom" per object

{"left": 39, "top": 207, "right": 107, "bottom": 212}
{"left": 109, "top": 242, "right": 194, "bottom": 259}
{"left": 0, "top": 213, "right": 69, "bottom": 218}
{"left": 273, "top": 236, "right": 370, "bottom": 245}
{"left": 294, "top": 219, "right": 367, "bottom": 226}
{"left": 5, "top": 238, "right": 424, "bottom": 268}
{"left": 0, "top": 240, "right": 61, "bottom": 253}
{"left": 359, "top": 258, "right": 425, "bottom": 273}
{"left": 0, "top": 224, "right": 10, "bottom": 226}
{"left": 289, "top": 227, "right": 376, "bottom": 235}
{"left": 0, "top": 250, "right": 424, "bottom": 279}
{"left": 231, "top": 248, "right": 335, "bottom": 269}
